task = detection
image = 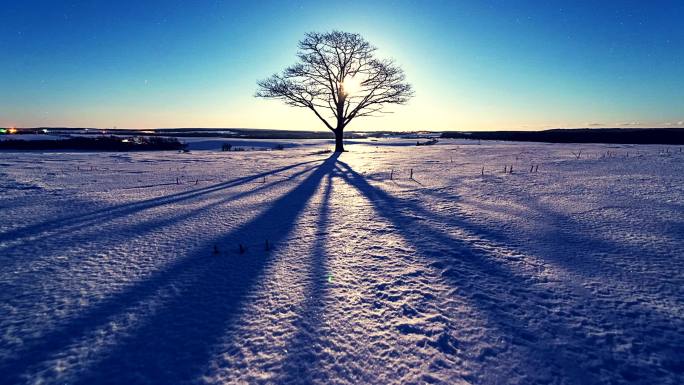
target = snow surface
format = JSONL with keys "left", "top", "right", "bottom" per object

{"left": 0, "top": 139, "right": 682, "bottom": 385}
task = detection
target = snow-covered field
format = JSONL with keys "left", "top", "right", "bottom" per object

{"left": 1, "top": 139, "right": 682, "bottom": 385}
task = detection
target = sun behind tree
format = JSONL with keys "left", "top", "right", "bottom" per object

{"left": 256, "top": 31, "right": 414, "bottom": 152}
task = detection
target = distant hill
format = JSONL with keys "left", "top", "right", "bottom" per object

{"left": 6, "top": 127, "right": 684, "bottom": 145}
{"left": 7, "top": 127, "right": 345, "bottom": 140}
{"left": 0, "top": 135, "right": 184, "bottom": 151}
{"left": 441, "top": 128, "right": 684, "bottom": 145}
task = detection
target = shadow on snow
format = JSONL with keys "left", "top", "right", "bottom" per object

{"left": 1, "top": 155, "right": 338, "bottom": 384}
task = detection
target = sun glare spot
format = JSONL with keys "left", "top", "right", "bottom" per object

{"left": 341, "top": 76, "right": 362, "bottom": 96}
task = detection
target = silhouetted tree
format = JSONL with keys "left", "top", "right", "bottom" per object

{"left": 256, "top": 31, "right": 413, "bottom": 152}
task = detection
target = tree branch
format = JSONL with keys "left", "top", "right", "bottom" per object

{"left": 256, "top": 30, "right": 413, "bottom": 132}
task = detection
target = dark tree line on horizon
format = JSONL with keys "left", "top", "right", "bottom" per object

{"left": 441, "top": 127, "right": 684, "bottom": 145}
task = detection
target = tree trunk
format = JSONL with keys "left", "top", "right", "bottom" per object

{"left": 334, "top": 128, "right": 345, "bottom": 152}
{"left": 334, "top": 94, "right": 346, "bottom": 152}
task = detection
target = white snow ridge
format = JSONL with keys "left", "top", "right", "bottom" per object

{"left": 0, "top": 139, "right": 682, "bottom": 385}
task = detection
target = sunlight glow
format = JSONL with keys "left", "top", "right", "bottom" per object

{"left": 341, "top": 76, "right": 362, "bottom": 97}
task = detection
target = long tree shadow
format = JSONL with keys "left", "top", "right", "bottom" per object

{"left": 277, "top": 171, "right": 335, "bottom": 384}
{"left": 1, "top": 154, "right": 339, "bottom": 384}
{"left": 0, "top": 163, "right": 325, "bottom": 361}
{"left": 0, "top": 162, "right": 322, "bottom": 277}
{"left": 426, "top": 180, "right": 684, "bottom": 293}
{"left": 0, "top": 159, "right": 320, "bottom": 247}
{"left": 333, "top": 160, "right": 679, "bottom": 384}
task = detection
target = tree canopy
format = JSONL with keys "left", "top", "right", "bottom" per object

{"left": 256, "top": 31, "right": 413, "bottom": 151}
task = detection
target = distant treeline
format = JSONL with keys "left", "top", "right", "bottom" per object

{"left": 14, "top": 127, "right": 361, "bottom": 140}
{"left": 0, "top": 136, "right": 185, "bottom": 151}
{"left": 153, "top": 128, "right": 340, "bottom": 139}
{"left": 441, "top": 128, "right": 684, "bottom": 145}
{"left": 9, "top": 127, "right": 434, "bottom": 139}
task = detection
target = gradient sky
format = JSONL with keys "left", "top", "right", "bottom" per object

{"left": 2, "top": 0, "right": 683, "bottom": 131}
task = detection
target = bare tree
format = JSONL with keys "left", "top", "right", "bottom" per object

{"left": 256, "top": 31, "right": 413, "bottom": 152}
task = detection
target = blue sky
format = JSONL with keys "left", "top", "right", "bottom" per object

{"left": 1, "top": 0, "right": 683, "bottom": 130}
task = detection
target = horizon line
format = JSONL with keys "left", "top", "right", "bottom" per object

{"left": 5, "top": 126, "right": 684, "bottom": 133}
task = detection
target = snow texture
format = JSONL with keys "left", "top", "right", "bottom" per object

{"left": 1, "top": 139, "right": 682, "bottom": 384}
